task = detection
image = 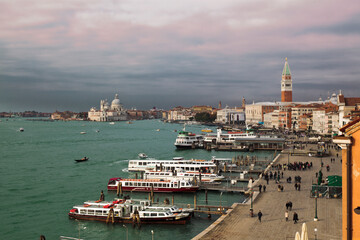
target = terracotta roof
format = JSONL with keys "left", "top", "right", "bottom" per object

{"left": 340, "top": 118, "right": 360, "bottom": 132}
{"left": 344, "top": 97, "right": 360, "bottom": 106}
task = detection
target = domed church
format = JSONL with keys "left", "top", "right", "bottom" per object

{"left": 88, "top": 94, "right": 128, "bottom": 121}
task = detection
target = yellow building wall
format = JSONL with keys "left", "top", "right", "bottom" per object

{"left": 342, "top": 147, "right": 347, "bottom": 240}
{"left": 351, "top": 130, "right": 360, "bottom": 239}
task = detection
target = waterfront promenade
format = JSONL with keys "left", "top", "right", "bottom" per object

{"left": 194, "top": 144, "right": 342, "bottom": 240}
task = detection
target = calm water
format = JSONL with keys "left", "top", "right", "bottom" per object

{"left": 0, "top": 119, "right": 273, "bottom": 240}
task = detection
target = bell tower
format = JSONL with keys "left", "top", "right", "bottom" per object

{"left": 281, "top": 58, "right": 293, "bottom": 102}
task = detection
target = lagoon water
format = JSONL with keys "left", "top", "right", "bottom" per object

{"left": 1, "top": 119, "right": 273, "bottom": 240}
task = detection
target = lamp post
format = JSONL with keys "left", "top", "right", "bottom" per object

{"left": 123, "top": 224, "right": 128, "bottom": 240}
{"left": 151, "top": 230, "right": 154, "bottom": 240}
{"left": 287, "top": 152, "right": 290, "bottom": 166}
{"left": 314, "top": 228, "right": 318, "bottom": 240}
{"left": 249, "top": 190, "right": 254, "bottom": 217}
{"left": 314, "top": 190, "right": 318, "bottom": 221}
{"left": 219, "top": 192, "right": 223, "bottom": 213}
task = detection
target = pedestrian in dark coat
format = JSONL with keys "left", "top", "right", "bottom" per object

{"left": 263, "top": 185, "right": 266, "bottom": 192}
{"left": 293, "top": 212, "right": 299, "bottom": 223}
{"left": 294, "top": 183, "right": 298, "bottom": 190}
{"left": 258, "top": 210, "right": 263, "bottom": 222}
{"left": 286, "top": 201, "right": 289, "bottom": 210}
{"left": 298, "top": 183, "right": 301, "bottom": 191}
{"left": 258, "top": 184, "right": 262, "bottom": 193}
{"left": 100, "top": 190, "right": 105, "bottom": 201}
{"left": 289, "top": 201, "right": 293, "bottom": 211}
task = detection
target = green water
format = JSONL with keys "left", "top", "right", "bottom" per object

{"left": 0, "top": 119, "right": 273, "bottom": 240}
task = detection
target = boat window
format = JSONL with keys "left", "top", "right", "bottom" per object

{"left": 143, "top": 162, "right": 147, "bottom": 165}
{"left": 96, "top": 210, "right": 102, "bottom": 215}
{"left": 151, "top": 213, "right": 157, "bottom": 217}
{"left": 144, "top": 213, "right": 150, "bottom": 217}
{"left": 80, "top": 209, "right": 86, "bottom": 214}
{"left": 159, "top": 213, "right": 165, "bottom": 216}
{"left": 181, "top": 182, "right": 185, "bottom": 186}
{"left": 88, "top": 210, "right": 94, "bottom": 215}
{"left": 154, "top": 183, "right": 158, "bottom": 187}
{"left": 142, "top": 183, "right": 146, "bottom": 187}
{"left": 139, "top": 162, "right": 143, "bottom": 165}
{"left": 125, "top": 182, "right": 129, "bottom": 186}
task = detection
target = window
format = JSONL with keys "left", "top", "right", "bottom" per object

{"left": 151, "top": 213, "right": 157, "bottom": 217}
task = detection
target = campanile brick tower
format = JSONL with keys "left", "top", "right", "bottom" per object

{"left": 281, "top": 58, "right": 292, "bottom": 102}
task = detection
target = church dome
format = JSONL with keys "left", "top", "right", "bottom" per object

{"left": 111, "top": 94, "right": 121, "bottom": 106}
{"left": 111, "top": 93, "right": 123, "bottom": 111}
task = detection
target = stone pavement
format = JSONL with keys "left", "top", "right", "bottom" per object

{"left": 194, "top": 144, "right": 342, "bottom": 240}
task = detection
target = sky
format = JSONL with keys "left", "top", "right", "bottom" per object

{"left": 0, "top": 0, "right": 359, "bottom": 112}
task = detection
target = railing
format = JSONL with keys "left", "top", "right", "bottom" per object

{"left": 310, "top": 185, "right": 342, "bottom": 199}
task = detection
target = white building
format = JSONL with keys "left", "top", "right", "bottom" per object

{"left": 215, "top": 106, "right": 245, "bottom": 124}
{"left": 263, "top": 110, "right": 279, "bottom": 129}
{"left": 88, "top": 94, "right": 128, "bottom": 121}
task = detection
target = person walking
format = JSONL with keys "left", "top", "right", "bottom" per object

{"left": 285, "top": 210, "right": 289, "bottom": 221}
{"left": 298, "top": 183, "right": 301, "bottom": 191}
{"left": 258, "top": 184, "right": 262, "bottom": 193}
{"left": 294, "top": 183, "right": 298, "bottom": 191}
{"left": 286, "top": 201, "right": 289, "bottom": 210}
{"left": 257, "top": 210, "right": 263, "bottom": 222}
{"left": 289, "top": 201, "right": 293, "bottom": 211}
{"left": 293, "top": 212, "right": 299, "bottom": 224}
{"left": 263, "top": 185, "right": 266, "bottom": 192}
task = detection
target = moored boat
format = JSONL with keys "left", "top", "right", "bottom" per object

{"left": 107, "top": 177, "right": 199, "bottom": 193}
{"left": 144, "top": 170, "right": 224, "bottom": 182}
{"left": 68, "top": 199, "right": 190, "bottom": 224}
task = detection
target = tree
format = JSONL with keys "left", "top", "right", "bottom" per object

{"left": 194, "top": 112, "right": 216, "bottom": 123}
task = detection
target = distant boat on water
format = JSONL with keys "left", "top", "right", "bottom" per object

{"left": 201, "top": 128, "right": 213, "bottom": 133}
{"left": 109, "top": 122, "right": 115, "bottom": 125}
{"left": 19, "top": 128, "right": 24, "bottom": 132}
{"left": 80, "top": 132, "right": 86, "bottom": 134}
{"left": 75, "top": 157, "right": 89, "bottom": 162}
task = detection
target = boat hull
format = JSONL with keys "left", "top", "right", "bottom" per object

{"left": 107, "top": 185, "right": 198, "bottom": 193}
{"left": 68, "top": 213, "right": 190, "bottom": 225}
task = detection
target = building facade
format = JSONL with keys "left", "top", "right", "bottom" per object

{"left": 333, "top": 118, "right": 360, "bottom": 240}
{"left": 88, "top": 94, "right": 127, "bottom": 121}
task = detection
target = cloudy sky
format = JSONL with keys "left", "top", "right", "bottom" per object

{"left": 0, "top": 0, "right": 359, "bottom": 112}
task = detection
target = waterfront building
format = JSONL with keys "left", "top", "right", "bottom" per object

{"left": 298, "top": 113, "right": 312, "bottom": 131}
{"left": 88, "top": 94, "right": 127, "bottom": 121}
{"left": 291, "top": 103, "right": 322, "bottom": 130}
{"left": 337, "top": 91, "right": 360, "bottom": 130}
{"left": 333, "top": 118, "right": 360, "bottom": 240}
{"left": 278, "top": 105, "right": 292, "bottom": 129}
{"left": 168, "top": 106, "right": 194, "bottom": 121}
{"left": 216, "top": 106, "right": 245, "bottom": 125}
{"left": 192, "top": 105, "right": 214, "bottom": 113}
{"left": 263, "top": 110, "right": 279, "bottom": 129}
{"left": 281, "top": 58, "right": 293, "bottom": 102}
{"left": 245, "top": 102, "right": 281, "bottom": 126}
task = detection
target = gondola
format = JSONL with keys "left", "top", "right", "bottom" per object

{"left": 75, "top": 157, "right": 89, "bottom": 162}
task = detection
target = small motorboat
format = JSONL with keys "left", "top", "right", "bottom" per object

{"left": 75, "top": 157, "right": 89, "bottom": 162}
{"left": 109, "top": 122, "right": 115, "bottom": 125}
{"left": 80, "top": 132, "right": 86, "bottom": 134}
{"left": 19, "top": 128, "right": 24, "bottom": 132}
{"left": 138, "top": 153, "right": 148, "bottom": 159}
{"left": 201, "top": 128, "right": 213, "bottom": 133}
